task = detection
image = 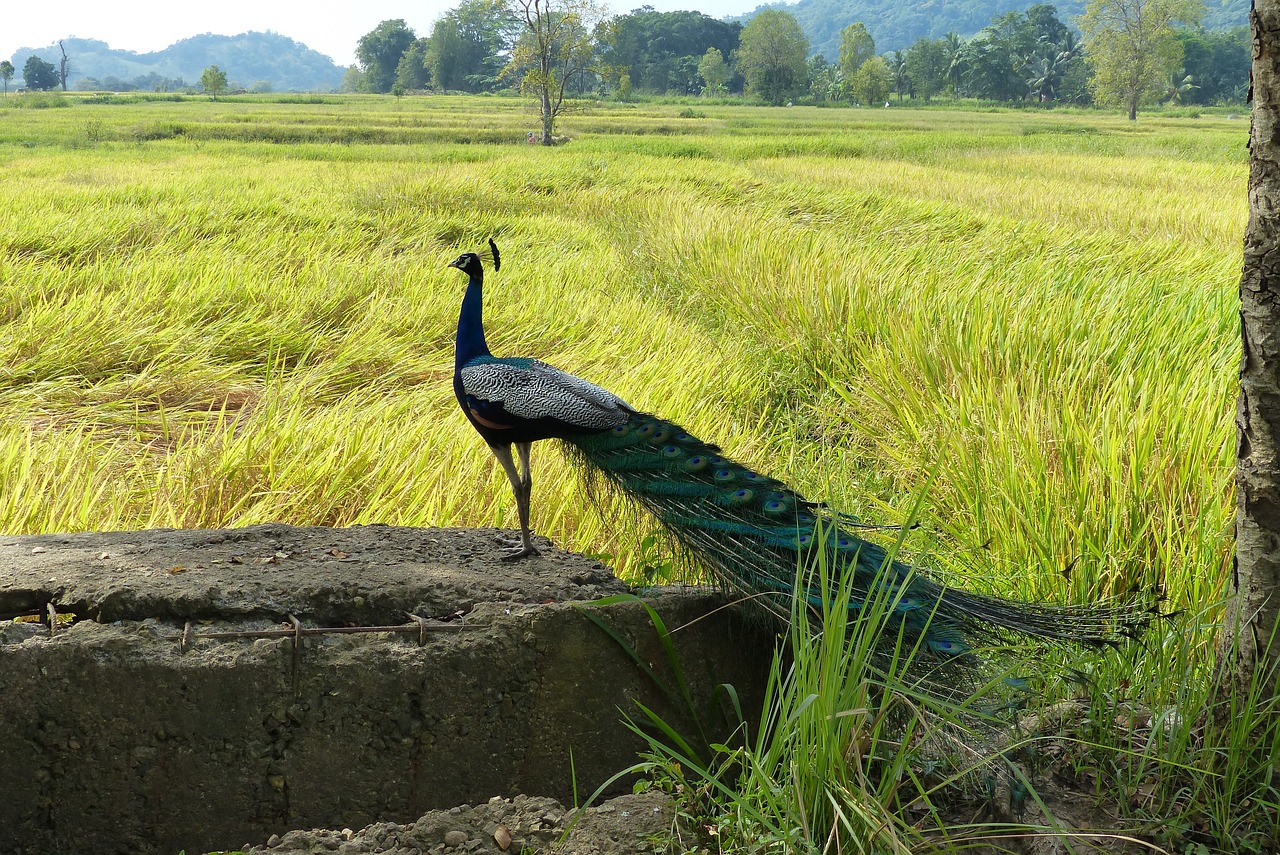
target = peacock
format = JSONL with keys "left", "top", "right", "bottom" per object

{"left": 447, "top": 240, "right": 1152, "bottom": 662}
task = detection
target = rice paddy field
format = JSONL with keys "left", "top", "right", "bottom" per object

{"left": 0, "top": 92, "right": 1263, "bottom": 849}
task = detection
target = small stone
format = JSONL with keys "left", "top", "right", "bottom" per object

{"left": 493, "top": 825, "right": 512, "bottom": 850}
{"left": 443, "top": 830, "right": 468, "bottom": 847}
{"left": 31, "top": 547, "right": 46, "bottom": 554}
{"left": 267, "top": 834, "right": 281, "bottom": 847}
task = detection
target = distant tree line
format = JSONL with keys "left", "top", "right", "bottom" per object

{"left": 11, "top": 0, "right": 1239, "bottom": 116}
{"left": 75, "top": 72, "right": 190, "bottom": 92}
{"left": 344, "top": 0, "right": 1245, "bottom": 115}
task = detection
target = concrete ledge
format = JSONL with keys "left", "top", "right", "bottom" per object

{"left": 0, "top": 524, "right": 773, "bottom": 855}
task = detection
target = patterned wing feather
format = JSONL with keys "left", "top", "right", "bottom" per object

{"left": 461, "top": 357, "right": 632, "bottom": 430}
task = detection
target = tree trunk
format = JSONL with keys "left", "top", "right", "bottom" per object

{"left": 1222, "top": 0, "right": 1280, "bottom": 696}
{"left": 58, "top": 40, "right": 68, "bottom": 92}
{"left": 540, "top": 90, "right": 553, "bottom": 145}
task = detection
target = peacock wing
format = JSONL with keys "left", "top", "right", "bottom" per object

{"left": 460, "top": 357, "right": 632, "bottom": 430}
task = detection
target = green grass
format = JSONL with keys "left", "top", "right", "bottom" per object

{"left": 0, "top": 92, "right": 1265, "bottom": 848}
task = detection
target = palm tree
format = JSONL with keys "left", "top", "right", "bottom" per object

{"left": 889, "top": 51, "right": 910, "bottom": 102}
{"left": 1164, "top": 69, "right": 1199, "bottom": 105}
{"left": 1025, "top": 53, "right": 1064, "bottom": 102}
{"left": 945, "top": 37, "right": 968, "bottom": 96}
{"left": 1056, "top": 30, "right": 1080, "bottom": 64}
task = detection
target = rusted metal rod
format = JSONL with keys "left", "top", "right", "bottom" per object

{"left": 167, "top": 613, "right": 481, "bottom": 650}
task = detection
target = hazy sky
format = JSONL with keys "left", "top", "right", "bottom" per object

{"left": 3, "top": 0, "right": 757, "bottom": 68}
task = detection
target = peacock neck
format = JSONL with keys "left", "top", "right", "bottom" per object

{"left": 455, "top": 275, "right": 491, "bottom": 372}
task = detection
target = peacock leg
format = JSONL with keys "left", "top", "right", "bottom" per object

{"left": 490, "top": 443, "right": 540, "bottom": 559}
{"left": 515, "top": 440, "right": 533, "bottom": 506}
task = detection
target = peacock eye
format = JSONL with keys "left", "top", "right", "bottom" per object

{"left": 929, "top": 640, "right": 965, "bottom": 655}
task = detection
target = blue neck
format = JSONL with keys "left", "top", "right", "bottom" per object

{"left": 455, "top": 275, "right": 491, "bottom": 371}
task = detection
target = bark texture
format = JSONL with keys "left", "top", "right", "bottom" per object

{"left": 1224, "top": 0, "right": 1280, "bottom": 692}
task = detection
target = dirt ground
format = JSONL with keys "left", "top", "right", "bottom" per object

{"left": 234, "top": 791, "right": 677, "bottom": 855}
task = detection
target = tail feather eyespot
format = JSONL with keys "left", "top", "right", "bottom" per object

{"left": 927, "top": 639, "right": 967, "bottom": 656}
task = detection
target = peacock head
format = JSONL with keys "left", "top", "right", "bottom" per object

{"left": 447, "top": 238, "right": 501, "bottom": 280}
{"left": 447, "top": 252, "right": 485, "bottom": 279}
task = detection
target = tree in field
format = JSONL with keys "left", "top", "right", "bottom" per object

{"left": 904, "top": 37, "right": 949, "bottom": 102}
{"left": 57, "top": 40, "right": 70, "bottom": 91}
{"left": 697, "top": 47, "right": 730, "bottom": 96}
{"left": 1177, "top": 26, "right": 1250, "bottom": 105}
{"left": 427, "top": 0, "right": 518, "bottom": 93}
{"left": 507, "top": 0, "right": 604, "bottom": 144}
{"left": 22, "top": 56, "right": 59, "bottom": 91}
{"left": 395, "top": 38, "right": 430, "bottom": 91}
{"left": 943, "top": 31, "right": 965, "bottom": 94}
{"left": 849, "top": 55, "right": 893, "bottom": 105}
{"left": 807, "top": 54, "right": 842, "bottom": 103}
{"left": 597, "top": 9, "right": 741, "bottom": 95}
{"left": 737, "top": 9, "right": 808, "bottom": 105}
{"left": 890, "top": 50, "right": 911, "bottom": 101}
{"left": 1162, "top": 68, "right": 1198, "bottom": 104}
{"left": 952, "top": 6, "right": 1080, "bottom": 102}
{"left": 200, "top": 65, "right": 228, "bottom": 99}
{"left": 1025, "top": 52, "right": 1068, "bottom": 101}
{"left": 838, "top": 22, "right": 875, "bottom": 82}
{"left": 0, "top": 61, "right": 13, "bottom": 96}
{"left": 1223, "top": 0, "right": 1280, "bottom": 699}
{"left": 1079, "top": 0, "right": 1203, "bottom": 120}
{"left": 357, "top": 19, "right": 417, "bottom": 94}
{"left": 340, "top": 67, "right": 370, "bottom": 93}
{"left": 1026, "top": 2, "right": 1070, "bottom": 47}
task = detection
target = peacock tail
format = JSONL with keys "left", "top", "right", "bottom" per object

{"left": 560, "top": 411, "right": 1153, "bottom": 662}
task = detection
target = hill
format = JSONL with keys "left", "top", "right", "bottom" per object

{"left": 9, "top": 32, "right": 346, "bottom": 93}
{"left": 741, "top": 0, "right": 1250, "bottom": 59}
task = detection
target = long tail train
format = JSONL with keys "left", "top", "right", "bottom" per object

{"left": 560, "top": 411, "right": 1154, "bottom": 661}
